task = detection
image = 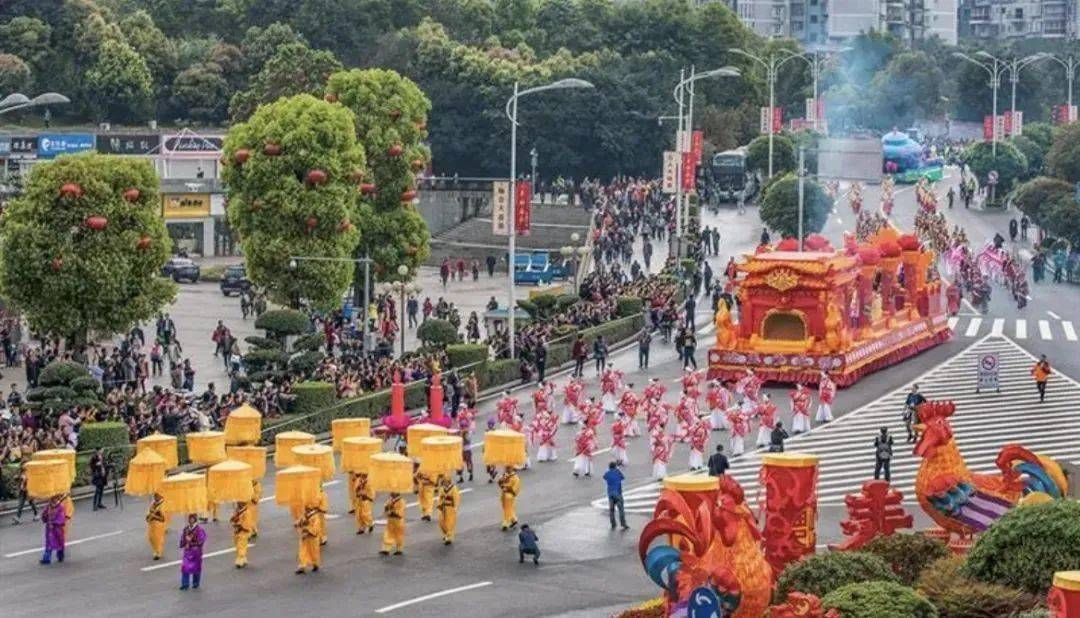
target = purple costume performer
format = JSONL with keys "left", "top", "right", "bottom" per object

{"left": 40, "top": 497, "right": 67, "bottom": 565}
{"left": 179, "top": 514, "right": 206, "bottom": 590}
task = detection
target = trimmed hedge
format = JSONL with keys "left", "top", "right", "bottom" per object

{"left": 616, "top": 296, "right": 644, "bottom": 318}
{"left": 917, "top": 556, "right": 1038, "bottom": 618}
{"left": 292, "top": 333, "right": 325, "bottom": 352}
{"left": 39, "top": 361, "right": 91, "bottom": 387}
{"left": 245, "top": 335, "right": 278, "bottom": 350}
{"left": 243, "top": 348, "right": 288, "bottom": 372}
{"left": 775, "top": 551, "right": 899, "bottom": 600}
{"left": 822, "top": 581, "right": 938, "bottom": 618}
{"left": 446, "top": 344, "right": 488, "bottom": 369}
{"left": 481, "top": 358, "right": 520, "bottom": 390}
{"left": 288, "top": 350, "right": 325, "bottom": 375}
{"left": 292, "top": 381, "right": 336, "bottom": 417}
{"left": 548, "top": 342, "right": 571, "bottom": 368}
{"left": 962, "top": 500, "right": 1080, "bottom": 595}
{"left": 863, "top": 533, "right": 951, "bottom": 585}
{"left": 417, "top": 318, "right": 459, "bottom": 347}
{"left": 255, "top": 309, "right": 310, "bottom": 338}
{"left": 79, "top": 422, "right": 130, "bottom": 452}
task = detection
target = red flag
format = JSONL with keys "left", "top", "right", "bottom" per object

{"left": 681, "top": 152, "right": 696, "bottom": 193}
{"left": 983, "top": 115, "right": 994, "bottom": 141}
{"left": 691, "top": 131, "right": 704, "bottom": 165}
{"left": 772, "top": 107, "right": 783, "bottom": 134}
{"left": 514, "top": 180, "right": 531, "bottom": 236}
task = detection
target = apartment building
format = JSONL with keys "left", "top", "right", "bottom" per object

{"left": 961, "top": 0, "right": 1077, "bottom": 39}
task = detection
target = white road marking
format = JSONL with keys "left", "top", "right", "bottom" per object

{"left": 1064, "top": 321, "right": 1078, "bottom": 342}
{"left": 1015, "top": 319, "right": 1027, "bottom": 339}
{"left": 1039, "top": 320, "right": 1053, "bottom": 340}
{"left": 141, "top": 543, "right": 255, "bottom": 572}
{"left": 1048, "top": 311, "right": 1061, "bottom": 320}
{"left": 4, "top": 530, "right": 125, "bottom": 558}
{"left": 990, "top": 318, "right": 1004, "bottom": 336}
{"left": 947, "top": 317, "right": 959, "bottom": 330}
{"left": 964, "top": 318, "right": 982, "bottom": 337}
{"left": 374, "top": 581, "right": 493, "bottom": 614}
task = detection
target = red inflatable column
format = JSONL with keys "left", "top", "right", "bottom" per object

{"left": 429, "top": 372, "right": 445, "bottom": 423}
{"left": 761, "top": 453, "right": 819, "bottom": 578}
{"left": 1049, "top": 571, "right": 1080, "bottom": 618}
{"left": 390, "top": 372, "right": 405, "bottom": 422}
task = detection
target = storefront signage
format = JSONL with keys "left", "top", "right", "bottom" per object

{"left": 8, "top": 135, "right": 37, "bottom": 158}
{"left": 37, "top": 134, "right": 95, "bottom": 159}
{"left": 161, "top": 133, "right": 224, "bottom": 158}
{"left": 492, "top": 181, "right": 510, "bottom": 235}
{"left": 163, "top": 193, "right": 212, "bottom": 219}
{"left": 96, "top": 133, "right": 161, "bottom": 155}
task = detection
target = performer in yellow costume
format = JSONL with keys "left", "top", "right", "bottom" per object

{"left": 436, "top": 475, "right": 460, "bottom": 545}
{"left": 294, "top": 504, "right": 321, "bottom": 574}
{"left": 380, "top": 493, "right": 406, "bottom": 556}
{"left": 231, "top": 500, "right": 252, "bottom": 568}
{"left": 146, "top": 492, "right": 166, "bottom": 560}
{"left": 498, "top": 467, "right": 520, "bottom": 531}
{"left": 416, "top": 470, "right": 436, "bottom": 522}
{"left": 249, "top": 479, "right": 262, "bottom": 539}
{"left": 352, "top": 472, "right": 375, "bottom": 534}
{"left": 61, "top": 492, "right": 74, "bottom": 537}
{"left": 315, "top": 490, "right": 329, "bottom": 546}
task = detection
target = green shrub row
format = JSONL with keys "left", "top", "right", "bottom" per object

{"left": 446, "top": 344, "right": 488, "bottom": 369}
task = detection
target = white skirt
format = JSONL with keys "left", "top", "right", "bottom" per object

{"left": 756, "top": 426, "right": 771, "bottom": 446}
{"left": 537, "top": 445, "right": 558, "bottom": 461}
{"left": 601, "top": 392, "right": 617, "bottom": 413}
{"left": 652, "top": 461, "right": 668, "bottom": 479}
{"left": 612, "top": 446, "right": 629, "bottom": 465}
{"left": 815, "top": 403, "right": 833, "bottom": 422}
{"left": 792, "top": 413, "right": 811, "bottom": 433}
{"left": 626, "top": 418, "right": 642, "bottom": 438}
{"left": 573, "top": 455, "right": 593, "bottom": 476}
{"left": 730, "top": 436, "right": 744, "bottom": 455}
{"left": 688, "top": 450, "right": 704, "bottom": 469}
{"left": 561, "top": 404, "right": 578, "bottom": 424}
{"left": 710, "top": 410, "right": 728, "bottom": 430}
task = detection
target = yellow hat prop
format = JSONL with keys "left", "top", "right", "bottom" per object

{"left": 369, "top": 453, "right": 414, "bottom": 494}
{"left": 332, "top": 418, "right": 371, "bottom": 452}
{"left": 419, "top": 436, "right": 463, "bottom": 476}
{"left": 224, "top": 403, "right": 262, "bottom": 445}
{"left": 186, "top": 431, "right": 227, "bottom": 465}
{"left": 292, "top": 443, "right": 336, "bottom": 481}
{"left": 32, "top": 449, "right": 77, "bottom": 483}
{"left": 25, "top": 459, "right": 72, "bottom": 499}
{"left": 125, "top": 449, "right": 167, "bottom": 496}
{"left": 483, "top": 429, "right": 526, "bottom": 467}
{"left": 161, "top": 472, "right": 208, "bottom": 515}
{"left": 407, "top": 423, "right": 449, "bottom": 458}
{"left": 137, "top": 433, "right": 179, "bottom": 469}
{"left": 274, "top": 465, "right": 322, "bottom": 507}
{"left": 274, "top": 431, "right": 315, "bottom": 467}
{"left": 207, "top": 460, "right": 254, "bottom": 503}
{"left": 225, "top": 445, "right": 268, "bottom": 479}
{"left": 341, "top": 437, "right": 382, "bottom": 474}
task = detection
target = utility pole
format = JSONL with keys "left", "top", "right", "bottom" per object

{"left": 797, "top": 146, "right": 806, "bottom": 251}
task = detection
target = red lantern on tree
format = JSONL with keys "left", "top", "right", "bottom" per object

{"left": 400, "top": 189, "right": 417, "bottom": 203}
{"left": 264, "top": 143, "right": 282, "bottom": 156}
{"left": 50, "top": 257, "right": 63, "bottom": 272}
{"left": 387, "top": 144, "right": 404, "bottom": 157}
{"left": 305, "top": 216, "right": 319, "bottom": 232}
{"left": 59, "top": 183, "right": 83, "bottom": 199}
{"left": 360, "top": 183, "right": 377, "bottom": 195}
{"left": 85, "top": 216, "right": 108, "bottom": 231}
{"left": 410, "top": 159, "right": 424, "bottom": 172}
{"left": 234, "top": 149, "right": 251, "bottom": 165}
{"left": 305, "top": 169, "right": 328, "bottom": 186}
{"left": 351, "top": 169, "right": 365, "bottom": 183}
{"left": 137, "top": 235, "right": 152, "bottom": 250}
{"left": 122, "top": 188, "right": 141, "bottom": 203}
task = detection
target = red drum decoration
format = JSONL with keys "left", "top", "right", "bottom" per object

{"left": 760, "top": 453, "right": 819, "bottom": 576}
{"left": 776, "top": 237, "right": 799, "bottom": 252}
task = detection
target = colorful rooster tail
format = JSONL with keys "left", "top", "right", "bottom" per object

{"left": 997, "top": 444, "right": 1069, "bottom": 500}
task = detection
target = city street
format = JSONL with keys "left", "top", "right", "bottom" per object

{"left": 4, "top": 166, "right": 1079, "bottom": 617}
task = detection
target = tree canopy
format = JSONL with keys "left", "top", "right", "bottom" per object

{"left": 759, "top": 173, "right": 830, "bottom": 238}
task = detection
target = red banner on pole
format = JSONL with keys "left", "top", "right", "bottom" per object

{"left": 982, "top": 115, "right": 994, "bottom": 141}
{"left": 691, "top": 130, "right": 704, "bottom": 165}
{"left": 681, "top": 151, "right": 696, "bottom": 193}
{"left": 816, "top": 99, "right": 825, "bottom": 126}
{"left": 514, "top": 180, "right": 531, "bottom": 236}
{"left": 772, "top": 107, "right": 783, "bottom": 134}
{"left": 1002, "top": 113, "right": 1012, "bottom": 137}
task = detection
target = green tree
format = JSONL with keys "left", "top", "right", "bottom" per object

{"left": 0, "top": 53, "right": 31, "bottom": 94}
{"left": 1042, "top": 200, "right": 1080, "bottom": 245}
{"left": 0, "top": 154, "right": 175, "bottom": 346}
{"left": 1009, "top": 135, "right": 1045, "bottom": 179}
{"left": 118, "top": 10, "right": 177, "bottom": 97}
{"left": 84, "top": 38, "right": 154, "bottom": 122}
{"left": 326, "top": 68, "right": 432, "bottom": 279}
{"left": 759, "top": 173, "right": 831, "bottom": 238}
{"left": 0, "top": 17, "right": 52, "bottom": 68}
{"left": 1045, "top": 122, "right": 1080, "bottom": 183}
{"left": 237, "top": 22, "right": 308, "bottom": 77}
{"left": 960, "top": 141, "right": 1028, "bottom": 197}
{"left": 1011, "top": 177, "right": 1073, "bottom": 226}
{"left": 1022, "top": 122, "right": 1054, "bottom": 151}
{"left": 747, "top": 134, "right": 796, "bottom": 177}
{"left": 822, "top": 581, "right": 938, "bottom": 618}
{"left": 869, "top": 51, "right": 946, "bottom": 131}
{"left": 228, "top": 42, "right": 341, "bottom": 121}
{"left": 222, "top": 94, "right": 366, "bottom": 309}
{"left": 171, "top": 62, "right": 230, "bottom": 122}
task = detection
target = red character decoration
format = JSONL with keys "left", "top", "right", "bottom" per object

{"left": 829, "top": 480, "right": 913, "bottom": 551}
{"left": 768, "top": 592, "right": 840, "bottom": 618}
{"left": 760, "top": 453, "right": 819, "bottom": 576}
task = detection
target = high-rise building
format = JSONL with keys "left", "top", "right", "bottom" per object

{"left": 959, "top": 0, "right": 1078, "bottom": 39}
{"left": 883, "top": 0, "right": 959, "bottom": 44}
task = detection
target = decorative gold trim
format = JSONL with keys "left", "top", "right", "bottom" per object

{"left": 764, "top": 268, "right": 799, "bottom": 292}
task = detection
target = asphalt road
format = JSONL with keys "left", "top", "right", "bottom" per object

{"left": 3, "top": 167, "right": 1078, "bottom": 617}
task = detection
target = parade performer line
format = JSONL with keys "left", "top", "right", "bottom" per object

{"left": 141, "top": 544, "right": 255, "bottom": 572}
{"left": 374, "top": 581, "right": 493, "bottom": 614}
{"left": 373, "top": 488, "right": 473, "bottom": 525}
{"left": 4, "top": 529, "right": 124, "bottom": 558}
{"left": 260, "top": 478, "right": 341, "bottom": 503}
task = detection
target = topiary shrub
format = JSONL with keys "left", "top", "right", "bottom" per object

{"left": 416, "top": 318, "right": 458, "bottom": 347}
{"left": 255, "top": 309, "right": 311, "bottom": 340}
{"left": 33, "top": 361, "right": 100, "bottom": 409}
{"left": 556, "top": 294, "right": 579, "bottom": 311}
{"left": 917, "top": 555, "right": 1038, "bottom": 618}
{"left": 616, "top": 296, "right": 644, "bottom": 318}
{"left": 446, "top": 343, "right": 488, "bottom": 370}
{"left": 69, "top": 376, "right": 100, "bottom": 393}
{"left": 517, "top": 293, "right": 560, "bottom": 322}
{"left": 776, "top": 550, "right": 900, "bottom": 600}
{"left": 242, "top": 348, "right": 289, "bottom": 373}
{"left": 291, "top": 381, "right": 336, "bottom": 417}
{"left": 244, "top": 335, "right": 279, "bottom": 350}
{"left": 79, "top": 421, "right": 130, "bottom": 451}
{"left": 292, "top": 332, "right": 325, "bottom": 353}
{"left": 760, "top": 173, "right": 831, "bottom": 238}
{"left": 822, "top": 581, "right": 937, "bottom": 618}
{"left": 39, "top": 361, "right": 91, "bottom": 387}
{"left": 863, "top": 533, "right": 951, "bottom": 585}
{"left": 962, "top": 500, "right": 1080, "bottom": 596}
{"left": 960, "top": 140, "right": 1027, "bottom": 196}
{"left": 287, "top": 350, "right": 324, "bottom": 375}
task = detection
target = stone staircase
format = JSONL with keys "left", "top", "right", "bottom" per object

{"left": 426, "top": 203, "right": 591, "bottom": 267}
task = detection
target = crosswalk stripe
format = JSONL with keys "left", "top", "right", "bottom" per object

{"left": 1016, "top": 319, "right": 1027, "bottom": 339}
{"left": 948, "top": 317, "right": 959, "bottom": 330}
{"left": 600, "top": 336, "right": 1080, "bottom": 515}
{"left": 1065, "top": 321, "right": 1079, "bottom": 341}
{"left": 990, "top": 318, "right": 1004, "bottom": 336}
{"left": 964, "top": 317, "right": 982, "bottom": 337}
{"left": 1039, "top": 320, "right": 1052, "bottom": 340}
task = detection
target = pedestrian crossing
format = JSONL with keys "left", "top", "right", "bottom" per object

{"left": 948, "top": 315, "right": 1079, "bottom": 342}
{"left": 597, "top": 336, "right": 1080, "bottom": 515}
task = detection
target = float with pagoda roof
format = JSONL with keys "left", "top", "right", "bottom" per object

{"left": 708, "top": 227, "right": 951, "bottom": 387}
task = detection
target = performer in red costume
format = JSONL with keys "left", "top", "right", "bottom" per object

{"left": 686, "top": 417, "right": 709, "bottom": 470}
{"left": 610, "top": 412, "right": 630, "bottom": 466}
{"left": 789, "top": 383, "right": 812, "bottom": 434}
{"left": 643, "top": 377, "right": 667, "bottom": 403}
{"left": 600, "top": 365, "right": 624, "bottom": 414}
{"left": 755, "top": 394, "right": 779, "bottom": 446}
{"left": 705, "top": 380, "right": 732, "bottom": 431}
{"left": 534, "top": 408, "right": 559, "bottom": 462}
{"left": 572, "top": 421, "right": 598, "bottom": 478}
{"left": 674, "top": 394, "right": 698, "bottom": 442}
{"left": 618, "top": 386, "right": 641, "bottom": 438}
{"left": 650, "top": 422, "right": 675, "bottom": 479}
{"left": 736, "top": 368, "right": 763, "bottom": 403}
{"left": 495, "top": 392, "right": 519, "bottom": 428}
{"left": 560, "top": 379, "right": 584, "bottom": 425}
{"left": 816, "top": 371, "right": 836, "bottom": 422}
{"left": 677, "top": 368, "right": 702, "bottom": 399}
{"left": 726, "top": 408, "right": 749, "bottom": 456}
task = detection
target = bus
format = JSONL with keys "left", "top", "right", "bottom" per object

{"left": 710, "top": 148, "right": 751, "bottom": 203}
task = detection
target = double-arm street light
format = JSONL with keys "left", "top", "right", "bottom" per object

{"left": 1005, "top": 53, "right": 1051, "bottom": 125}
{"left": 505, "top": 78, "right": 594, "bottom": 358}
{"left": 777, "top": 46, "right": 851, "bottom": 133}
{"left": 1042, "top": 54, "right": 1078, "bottom": 115}
{"left": 0, "top": 92, "right": 70, "bottom": 121}
{"left": 727, "top": 48, "right": 805, "bottom": 178}
{"left": 671, "top": 66, "right": 740, "bottom": 256}
{"left": 559, "top": 232, "right": 589, "bottom": 293}
{"left": 389, "top": 265, "right": 420, "bottom": 357}
{"left": 954, "top": 51, "right": 1009, "bottom": 156}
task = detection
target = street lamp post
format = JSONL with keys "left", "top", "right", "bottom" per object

{"left": 1006, "top": 53, "right": 1050, "bottom": 125}
{"left": 393, "top": 264, "right": 414, "bottom": 357}
{"left": 954, "top": 52, "right": 1009, "bottom": 156}
{"left": 727, "top": 49, "right": 802, "bottom": 178}
{"left": 505, "top": 78, "right": 594, "bottom": 358}
{"left": 530, "top": 147, "right": 538, "bottom": 195}
{"left": 289, "top": 254, "right": 374, "bottom": 352}
{"left": 779, "top": 47, "right": 850, "bottom": 133}
{"left": 797, "top": 146, "right": 806, "bottom": 250}
{"left": 560, "top": 231, "right": 586, "bottom": 293}
{"left": 1043, "top": 54, "right": 1078, "bottom": 117}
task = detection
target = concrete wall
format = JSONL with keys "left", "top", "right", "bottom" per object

{"left": 818, "top": 137, "right": 884, "bottom": 183}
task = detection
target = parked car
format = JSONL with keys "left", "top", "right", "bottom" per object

{"left": 163, "top": 257, "right": 200, "bottom": 283}
{"left": 220, "top": 265, "right": 252, "bottom": 296}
